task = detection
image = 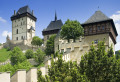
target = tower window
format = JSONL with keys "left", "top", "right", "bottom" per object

{"left": 16, "top": 37, "right": 18, "bottom": 40}
{"left": 89, "top": 27, "right": 92, "bottom": 32}
{"left": 16, "top": 29, "right": 18, "bottom": 34}
{"left": 21, "top": 36, "right": 23, "bottom": 40}
{"left": 102, "top": 26, "right": 105, "bottom": 30}
{"left": 97, "top": 26, "right": 100, "bottom": 31}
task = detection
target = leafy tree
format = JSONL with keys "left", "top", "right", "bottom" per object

{"left": 25, "top": 49, "right": 34, "bottom": 59}
{"left": 0, "top": 61, "right": 32, "bottom": 76}
{"left": 34, "top": 48, "right": 45, "bottom": 64}
{"left": 79, "top": 41, "right": 119, "bottom": 82}
{"left": 60, "top": 19, "right": 84, "bottom": 42}
{"left": 45, "top": 35, "right": 56, "bottom": 56}
{"left": 31, "top": 36, "right": 43, "bottom": 47}
{"left": 115, "top": 50, "right": 120, "bottom": 59}
{"left": 10, "top": 46, "right": 26, "bottom": 65}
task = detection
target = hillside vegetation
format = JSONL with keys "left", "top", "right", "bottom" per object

{"left": 0, "top": 48, "right": 11, "bottom": 62}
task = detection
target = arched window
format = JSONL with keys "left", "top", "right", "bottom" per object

{"left": 16, "top": 29, "right": 18, "bottom": 34}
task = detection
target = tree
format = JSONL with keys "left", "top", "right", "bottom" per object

{"left": 79, "top": 41, "right": 119, "bottom": 82}
{"left": 45, "top": 35, "right": 56, "bottom": 56}
{"left": 0, "top": 43, "right": 2, "bottom": 46}
{"left": 37, "top": 54, "right": 89, "bottom": 82}
{"left": 31, "top": 36, "right": 43, "bottom": 47}
{"left": 25, "top": 49, "right": 34, "bottom": 59}
{"left": 60, "top": 19, "right": 84, "bottom": 42}
{"left": 34, "top": 48, "right": 45, "bottom": 64}
{"left": 10, "top": 46, "right": 26, "bottom": 65}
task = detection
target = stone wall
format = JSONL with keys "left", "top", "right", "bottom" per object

{"left": 0, "top": 68, "right": 38, "bottom": 82}
{"left": 26, "top": 68, "right": 37, "bottom": 82}
{"left": 0, "top": 72, "right": 10, "bottom": 82}
{"left": 11, "top": 69, "right": 26, "bottom": 82}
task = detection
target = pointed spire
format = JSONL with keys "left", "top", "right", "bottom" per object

{"left": 55, "top": 11, "right": 57, "bottom": 21}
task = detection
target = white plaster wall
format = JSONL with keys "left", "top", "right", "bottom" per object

{"left": 26, "top": 68, "right": 37, "bottom": 82}
{"left": 12, "top": 16, "right": 36, "bottom": 44}
{"left": 40, "top": 67, "right": 46, "bottom": 76}
{"left": 0, "top": 72, "right": 10, "bottom": 82}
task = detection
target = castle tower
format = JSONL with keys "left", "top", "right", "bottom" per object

{"left": 82, "top": 10, "right": 118, "bottom": 53}
{"left": 42, "top": 12, "right": 63, "bottom": 46}
{"left": 11, "top": 5, "right": 37, "bottom": 44}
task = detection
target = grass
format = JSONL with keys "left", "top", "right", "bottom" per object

{"left": 0, "top": 48, "right": 11, "bottom": 62}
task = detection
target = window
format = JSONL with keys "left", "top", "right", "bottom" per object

{"left": 102, "top": 26, "right": 105, "bottom": 30}
{"left": 16, "top": 37, "right": 18, "bottom": 40}
{"left": 97, "top": 26, "right": 100, "bottom": 31}
{"left": 89, "top": 27, "right": 92, "bottom": 32}
{"left": 47, "top": 36, "right": 49, "bottom": 40}
{"left": 21, "top": 22, "right": 22, "bottom": 25}
{"left": 61, "top": 49, "right": 64, "bottom": 53}
{"left": 21, "top": 36, "right": 23, "bottom": 40}
{"left": 94, "top": 40, "right": 98, "bottom": 44}
{"left": 16, "top": 29, "right": 18, "bottom": 34}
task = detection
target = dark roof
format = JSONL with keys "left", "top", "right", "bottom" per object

{"left": 43, "top": 20, "right": 63, "bottom": 31}
{"left": 16, "top": 5, "right": 32, "bottom": 15}
{"left": 11, "top": 5, "right": 37, "bottom": 21}
{"left": 83, "top": 10, "right": 111, "bottom": 24}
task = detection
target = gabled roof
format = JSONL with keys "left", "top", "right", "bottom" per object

{"left": 83, "top": 10, "right": 111, "bottom": 24}
{"left": 16, "top": 5, "right": 32, "bottom": 15}
{"left": 43, "top": 20, "right": 63, "bottom": 31}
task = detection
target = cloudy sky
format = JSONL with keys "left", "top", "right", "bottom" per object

{"left": 0, "top": 0, "right": 120, "bottom": 51}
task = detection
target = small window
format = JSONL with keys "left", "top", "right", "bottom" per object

{"left": 21, "top": 36, "right": 23, "bottom": 40}
{"left": 94, "top": 40, "right": 98, "bottom": 44}
{"left": 21, "top": 22, "right": 22, "bottom": 25}
{"left": 16, "top": 29, "right": 18, "bottom": 34}
{"left": 16, "top": 37, "right": 18, "bottom": 40}
{"left": 89, "top": 27, "right": 92, "bottom": 32}
{"left": 97, "top": 26, "right": 100, "bottom": 31}
{"left": 102, "top": 26, "right": 105, "bottom": 30}
{"left": 61, "top": 49, "right": 64, "bottom": 53}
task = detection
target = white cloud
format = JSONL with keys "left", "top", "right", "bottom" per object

{"left": 0, "top": 17, "right": 6, "bottom": 23}
{"left": 2, "top": 31, "right": 12, "bottom": 38}
{"left": 115, "top": 42, "right": 120, "bottom": 51}
{"left": 115, "top": 23, "right": 120, "bottom": 35}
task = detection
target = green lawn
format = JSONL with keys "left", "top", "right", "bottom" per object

{"left": 0, "top": 48, "right": 11, "bottom": 62}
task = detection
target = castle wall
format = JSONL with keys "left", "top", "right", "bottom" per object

{"left": 0, "top": 72, "right": 10, "bottom": 82}
{"left": 56, "top": 33, "right": 110, "bottom": 63}
{"left": 26, "top": 68, "right": 37, "bottom": 82}
{"left": 43, "top": 34, "right": 55, "bottom": 47}
{"left": 11, "top": 69, "right": 26, "bottom": 82}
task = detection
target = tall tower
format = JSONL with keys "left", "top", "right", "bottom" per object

{"left": 11, "top": 5, "right": 37, "bottom": 44}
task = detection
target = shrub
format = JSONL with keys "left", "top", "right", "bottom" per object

{"left": 25, "top": 49, "right": 34, "bottom": 59}
{"left": 10, "top": 46, "right": 26, "bottom": 65}
{"left": 34, "top": 48, "right": 45, "bottom": 64}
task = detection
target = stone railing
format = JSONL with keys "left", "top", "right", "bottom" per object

{"left": 0, "top": 72, "right": 10, "bottom": 82}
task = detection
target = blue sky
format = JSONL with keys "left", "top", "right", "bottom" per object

{"left": 0, "top": 0, "right": 120, "bottom": 51}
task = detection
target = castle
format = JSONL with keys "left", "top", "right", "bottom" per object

{"left": 0, "top": 5, "right": 118, "bottom": 81}
{"left": 3, "top": 5, "right": 118, "bottom": 62}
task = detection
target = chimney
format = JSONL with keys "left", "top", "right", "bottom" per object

{"left": 32, "top": 10, "right": 34, "bottom": 15}
{"left": 14, "top": 10, "right": 16, "bottom": 15}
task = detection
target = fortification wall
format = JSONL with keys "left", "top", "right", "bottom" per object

{"left": 0, "top": 68, "right": 37, "bottom": 82}
{"left": 0, "top": 72, "right": 10, "bottom": 82}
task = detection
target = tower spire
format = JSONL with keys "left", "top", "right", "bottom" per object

{"left": 55, "top": 11, "right": 57, "bottom": 21}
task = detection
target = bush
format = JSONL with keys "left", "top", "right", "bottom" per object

{"left": 25, "top": 49, "right": 34, "bottom": 59}
{"left": 0, "top": 61, "right": 32, "bottom": 76}
{"left": 10, "top": 46, "right": 26, "bottom": 65}
{"left": 34, "top": 48, "right": 45, "bottom": 64}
